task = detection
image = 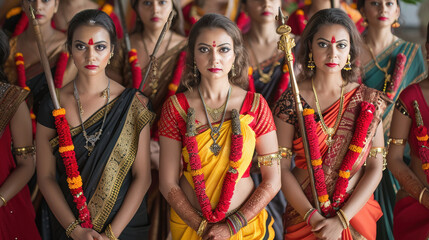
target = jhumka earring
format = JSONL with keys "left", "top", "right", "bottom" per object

{"left": 343, "top": 54, "right": 352, "bottom": 71}
{"left": 361, "top": 18, "right": 368, "bottom": 28}
{"left": 392, "top": 19, "right": 400, "bottom": 28}
{"left": 231, "top": 64, "right": 236, "bottom": 77}
{"left": 108, "top": 52, "right": 114, "bottom": 64}
{"left": 307, "top": 52, "right": 315, "bottom": 70}
{"left": 193, "top": 62, "right": 198, "bottom": 78}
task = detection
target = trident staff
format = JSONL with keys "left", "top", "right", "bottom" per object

{"left": 275, "top": 8, "right": 320, "bottom": 212}
{"left": 139, "top": 10, "right": 176, "bottom": 91}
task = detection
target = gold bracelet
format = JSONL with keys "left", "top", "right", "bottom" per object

{"left": 105, "top": 224, "right": 119, "bottom": 240}
{"left": 196, "top": 218, "right": 208, "bottom": 237}
{"left": 257, "top": 153, "right": 282, "bottom": 167}
{"left": 419, "top": 187, "right": 428, "bottom": 204}
{"left": 12, "top": 146, "right": 36, "bottom": 156}
{"left": 65, "top": 219, "right": 81, "bottom": 238}
{"left": 336, "top": 211, "right": 348, "bottom": 229}
{"left": 338, "top": 209, "right": 349, "bottom": 228}
{"left": 0, "top": 194, "right": 7, "bottom": 206}
{"left": 279, "top": 147, "right": 293, "bottom": 159}
{"left": 303, "top": 208, "right": 315, "bottom": 222}
{"left": 387, "top": 138, "right": 406, "bottom": 146}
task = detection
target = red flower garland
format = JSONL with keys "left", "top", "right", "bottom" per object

{"left": 386, "top": 53, "right": 406, "bottom": 100}
{"left": 54, "top": 52, "right": 69, "bottom": 88}
{"left": 167, "top": 51, "right": 186, "bottom": 97}
{"left": 413, "top": 102, "right": 429, "bottom": 184}
{"left": 53, "top": 109, "right": 93, "bottom": 228}
{"left": 185, "top": 109, "right": 243, "bottom": 223}
{"left": 129, "top": 49, "right": 142, "bottom": 89}
{"left": 303, "top": 101, "right": 375, "bottom": 217}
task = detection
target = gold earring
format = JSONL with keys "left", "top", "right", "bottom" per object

{"left": 307, "top": 52, "right": 315, "bottom": 70}
{"left": 343, "top": 54, "right": 352, "bottom": 71}
{"left": 392, "top": 19, "right": 400, "bottom": 28}
{"left": 231, "top": 64, "right": 236, "bottom": 77}
{"left": 193, "top": 61, "right": 198, "bottom": 78}
{"left": 361, "top": 18, "right": 368, "bottom": 28}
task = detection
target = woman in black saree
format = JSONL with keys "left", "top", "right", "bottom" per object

{"left": 36, "top": 10, "right": 154, "bottom": 240}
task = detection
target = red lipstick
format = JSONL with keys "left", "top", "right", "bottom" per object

{"left": 325, "top": 63, "right": 338, "bottom": 68}
{"left": 208, "top": 68, "right": 222, "bottom": 73}
{"left": 85, "top": 65, "right": 98, "bottom": 70}
{"left": 378, "top": 17, "right": 388, "bottom": 21}
{"left": 35, "top": 14, "right": 44, "bottom": 19}
{"left": 151, "top": 17, "right": 160, "bottom": 22}
{"left": 262, "top": 11, "right": 272, "bottom": 16}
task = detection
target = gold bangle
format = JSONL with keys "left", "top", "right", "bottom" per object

{"left": 336, "top": 211, "right": 348, "bottom": 229}
{"left": 279, "top": 147, "right": 293, "bottom": 159}
{"left": 338, "top": 209, "right": 349, "bottom": 227}
{"left": 419, "top": 187, "right": 428, "bottom": 204}
{"left": 105, "top": 224, "right": 119, "bottom": 240}
{"left": 303, "top": 208, "right": 315, "bottom": 222}
{"left": 12, "top": 146, "right": 36, "bottom": 156}
{"left": 65, "top": 219, "right": 81, "bottom": 238}
{"left": 257, "top": 153, "right": 282, "bottom": 167}
{"left": 387, "top": 138, "right": 406, "bottom": 146}
{"left": 197, "top": 218, "right": 208, "bottom": 237}
{"left": 0, "top": 194, "right": 7, "bottom": 206}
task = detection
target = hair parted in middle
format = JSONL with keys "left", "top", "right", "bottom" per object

{"left": 179, "top": 13, "right": 249, "bottom": 92}
{"left": 297, "top": 8, "right": 363, "bottom": 83}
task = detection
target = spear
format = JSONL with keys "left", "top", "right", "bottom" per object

{"left": 139, "top": 10, "right": 175, "bottom": 91}
{"left": 331, "top": 0, "right": 335, "bottom": 8}
{"left": 275, "top": 8, "right": 320, "bottom": 212}
{"left": 115, "top": 0, "right": 131, "bottom": 52}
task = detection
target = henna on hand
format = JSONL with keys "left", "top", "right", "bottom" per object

{"left": 239, "top": 182, "right": 277, "bottom": 222}
{"left": 391, "top": 167, "right": 427, "bottom": 204}
{"left": 166, "top": 186, "right": 202, "bottom": 231}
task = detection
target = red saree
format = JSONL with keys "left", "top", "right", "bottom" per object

{"left": 274, "top": 84, "right": 388, "bottom": 239}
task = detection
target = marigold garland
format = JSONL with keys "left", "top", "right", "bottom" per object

{"left": 185, "top": 108, "right": 243, "bottom": 223}
{"left": 303, "top": 101, "right": 375, "bottom": 217}
{"left": 413, "top": 102, "right": 429, "bottom": 184}
{"left": 167, "top": 51, "right": 186, "bottom": 97}
{"left": 52, "top": 108, "right": 93, "bottom": 228}
{"left": 386, "top": 53, "right": 406, "bottom": 100}
{"left": 54, "top": 52, "right": 69, "bottom": 88}
{"left": 129, "top": 49, "right": 142, "bottom": 89}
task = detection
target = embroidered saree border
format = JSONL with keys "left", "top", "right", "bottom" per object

{"left": 0, "top": 82, "right": 29, "bottom": 133}
{"left": 88, "top": 94, "right": 154, "bottom": 231}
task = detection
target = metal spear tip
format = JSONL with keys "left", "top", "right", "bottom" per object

{"left": 29, "top": 5, "right": 36, "bottom": 20}
{"left": 275, "top": 7, "right": 287, "bottom": 25}
{"left": 168, "top": 10, "right": 176, "bottom": 21}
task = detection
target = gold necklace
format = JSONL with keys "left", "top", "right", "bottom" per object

{"left": 366, "top": 38, "right": 396, "bottom": 93}
{"left": 205, "top": 101, "right": 227, "bottom": 122}
{"left": 198, "top": 86, "right": 231, "bottom": 156}
{"left": 142, "top": 32, "right": 173, "bottom": 98}
{"left": 312, "top": 78, "right": 345, "bottom": 148}
{"left": 247, "top": 40, "right": 280, "bottom": 84}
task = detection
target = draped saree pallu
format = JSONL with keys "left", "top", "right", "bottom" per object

{"left": 159, "top": 92, "right": 276, "bottom": 240}
{"left": 37, "top": 88, "right": 155, "bottom": 239}
{"left": 0, "top": 82, "right": 41, "bottom": 240}
{"left": 274, "top": 85, "right": 389, "bottom": 240}
{"left": 392, "top": 84, "right": 429, "bottom": 240}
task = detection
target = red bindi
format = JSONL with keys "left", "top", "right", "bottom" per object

{"left": 88, "top": 38, "right": 94, "bottom": 45}
{"left": 331, "top": 36, "right": 336, "bottom": 44}
{"left": 212, "top": 41, "right": 216, "bottom": 47}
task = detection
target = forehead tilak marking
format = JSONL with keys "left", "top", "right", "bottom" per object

{"left": 331, "top": 36, "right": 336, "bottom": 44}
{"left": 212, "top": 41, "right": 216, "bottom": 47}
{"left": 88, "top": 38, "right": 94, "bottom": 45}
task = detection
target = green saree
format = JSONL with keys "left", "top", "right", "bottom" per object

{"left": 362, "top": 38, "right": 427, "bottom": 240}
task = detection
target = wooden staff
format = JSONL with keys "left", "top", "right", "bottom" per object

{"left": 29, "top": 5, "right": 60, "bottom": 109}
{"left": 115, "top": 0, "right": 131, "bottom": 52}
{"left": 139, "top": 10, "right": 175, "bottom": 91}
{"left": 331, "top": 0, "right": 335, "bottom": 8}
{"left": 275, "top": 8, "right": 320, "bottom": 212}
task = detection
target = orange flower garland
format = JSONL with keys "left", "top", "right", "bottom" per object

{"left": 167, "top": 51, "right": 186, "bottom": 97}
{"left": 303, "top": 102, "right": 375, "bottom": 217}
{"left": 185, "top": 108, "right": 243, "bottom": 223}
{"left": 413, "top": 101, "right": 429, "bottom": 184}
{"left": 129, "top": 49, "right": 142, "bottom": 89}
{"left": 386, "top": 53, "right": 406, "bottom": 100}
{"left": 53, "top": 108, "right": 93, "bottom": 228}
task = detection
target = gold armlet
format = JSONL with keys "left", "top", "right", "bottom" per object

{"left": 12, "top": 146, "right": 36, "bottom": 156}
{"left": 65, "top": 219, "right": 81, "bottom": 238}
{"left": 387, "top": 138, "right": 406, "bottom": 146}
{"left": 419, "top": 187, "right": 428, "bottom": 204}
{"left": 257, "top": 153, "right": 282, "bottom": 167}
{"left": 366, "top": 147, "right": 387, "bottom": 170}
{"left": 0, "top": 194, "right": 7, "bottom": 206}
{"left": 279, "top": 147, "right": 293, "bottom": 159}
{"left": 105, "top": 224, "right": 120, "bottom": 240}
{"left": 196, "top": 218, "right": 208, "bottom": 237}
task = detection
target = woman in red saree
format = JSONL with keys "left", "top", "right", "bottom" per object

{"left": 158, "top": 14, "right": 281, "bottom": 239}
{"left": 274, "top": 9, "right": 388, "bottom": 240}
{"left": 387, "top": 23, "right": 429, "bottom": 240}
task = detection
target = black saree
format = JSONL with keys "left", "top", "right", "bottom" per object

{"left": 38, "top": 88, "right": 155, "bottom": 239}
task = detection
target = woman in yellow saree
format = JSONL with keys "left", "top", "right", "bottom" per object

{"left": 159, "top": 14, "right": 281, "bottom": 240}
{"left": 274, "top": 9, "right": 388, "bottom": 240}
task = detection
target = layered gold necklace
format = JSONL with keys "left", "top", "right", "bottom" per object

{"left": 247, "top": 40, "right": 280, "bottom": 84}
{"left": 312, "top": 78, "right": 345, "bottom": 148}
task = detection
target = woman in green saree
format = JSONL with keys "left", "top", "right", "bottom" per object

{"left": 358, "top": 0, "right": 427, "bottom": 239}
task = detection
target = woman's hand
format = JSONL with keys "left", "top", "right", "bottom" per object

{"left": 70, "top": 226, "right": 103, "bottom": 240}
{"left": 311, "top": 216, "right": 344, "bottom": 240}
{"left": 202, "top": 222, "right": 231, "bottom": 240}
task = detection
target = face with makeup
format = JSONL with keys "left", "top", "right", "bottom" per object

{"left": 311, "top": 24, "right": 350, "bottom": 74}
{"left": 136, "top": 0, "right": 173, "bottom": 31}
{"left": 22, "top": 0, "right": 58, "bottom": 25}
{"left": 243, "top": 0, "right": 282, "bottom": 24}
{"left": 194, "top": 27, "right": 235, "bottom": 81}
{"left": 361, "top": 0, "right": 399, "bottom": 28}
{"left": 71, "top": 25, "right": 113, "bottom": 76}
